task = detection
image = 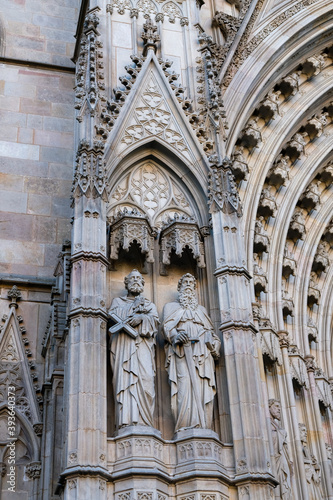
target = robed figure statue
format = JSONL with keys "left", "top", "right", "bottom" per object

{"left": 299, "top": 423, "right": 323, "bottom": 500}
{"left": 108, "top": 270, "right": 159, "bottom": 429}
{"left": 162, "top": 273, "right": 221, "bottom": 432}
{"left": 269, "top": 399, "right": 293, "bottom": 499}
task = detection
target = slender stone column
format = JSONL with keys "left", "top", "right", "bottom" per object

{"left": 61, "top": 142, "right": 109, "bottom": 499}
{"left": 278, "top": 331, "right": 309, "bottom": 499}
{"left": 209, "top": 160, "right": 275, "bottom": 498}
{"left": 305, "top": 355, "right": 333, "bottom": 499}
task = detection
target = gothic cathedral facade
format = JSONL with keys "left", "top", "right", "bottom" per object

{"left": 0, "top": 0, "right": 332, "bottom": 499}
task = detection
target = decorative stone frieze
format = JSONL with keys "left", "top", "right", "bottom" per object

{"left": 194, "top": 32, "right": 228, "bottom": 153}
{"left": 278, "top": 71, "right": 301, "bottom": 98}
{"left": 302, "top": 54, "right": 327, "bottom": 77}
{"left": 213, "top": 11, "right": 241, "bottom": 44}
{"left": 304, "top": 112, "right": 329, "bottom": 139}
{"left": 26, "top": 462, "right": 42, "bottom": 479}
{"left": 160, "top": 215, "right": 205, "bottom": 271}
{"left": 282, "top": 247, "right": 296, "bottom": 278}
{"left": 307, "top": 317, "right": 318, "bottom": 343}
{"left": 257, "top": 188, "right": 277, "bottom": 219}
{"left": 231, "top": 146, "right": 248, "bottom": 182}
{"left": 109, "top": 209, "right": 155, "bottom": 264}
{"left": 308, "top": 272, "right": 321, "bottom": 306}
{"left": 288, "top": 346, "right": 309, "bottom": 388}
{"left": 260, "top": 324, "right": 282, "bottom": 365}
{"left": 287, "top": 208, "right": 306, "bottom": 241}
{"left": 282, "top": 289, "right": 294, "bottom": 318}
{"left": 72, "top": 140, "right": 108, "bottom": 201}
{"left": 208, "top": 160, "right": 242, "bottom": 216}
{"left": 314, "top": 368, "right": 333, "bottom": 410}
{"left": 312, "top": 241, "right": 330, "bottom": 274}
{"left": 323, "top": 220, "right": 333, "bottom": 245}
{"left": 266, "top": 154, "right": 290, "bottom": 188}
{"left": 257, "top": 90, "right": 281, "bottom": 122}
{"left": 75, "top": 11, "right": 106, "bottom": 124}
{"left": 254, "top": 217, "right": 270, "bottom": 254}
{"left": 253, "top": 256, "right": 268, "bottom": 295}
{"left": 284, "top": 132, "right": 307, "bottom": 162}
{"left": 320, "top": 160, "right": 333, "bottom": 185}
{"left": 239, "top": 118, "right": 262, "bottom": 150}
{"left": 299, "top": 180, "right": 321, "bottom": 211}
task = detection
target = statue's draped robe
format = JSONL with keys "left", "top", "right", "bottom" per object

{"left": 302, "top": 444, "right": 323, "bottom": 500}
{"left": 271, "top": 418, "right": 292, "bottom": 499}
{"left": 163, "top": 302, "right": 221, "bottom": 431}
{"left": 109, "top": 296, "right": 159, "bottom": 428}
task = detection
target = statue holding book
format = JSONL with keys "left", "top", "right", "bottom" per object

{"left": 108, "top": 270, "right": 159, "bottom": 429}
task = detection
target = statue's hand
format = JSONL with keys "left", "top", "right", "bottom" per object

{"left": 128, "top": 314, "right": 144, "bottom": 327}
{"left": 175, "top": 330, "right": 189, "bottom": 345}
{"left": 205, "top": 332, "right": 220, "bottom": 358}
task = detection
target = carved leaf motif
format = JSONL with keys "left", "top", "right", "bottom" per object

{"left": 137, "top": 0, "right": 157, "bottom": 15}
{"left": 109, "top": 162, "right": 194, "bottom": 225}
{"left": 121, "top": 76, "right": 190, "bottom": 156}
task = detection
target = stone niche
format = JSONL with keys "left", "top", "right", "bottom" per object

{"left": 105, "top": 160, "right": 230, "bottom": 496}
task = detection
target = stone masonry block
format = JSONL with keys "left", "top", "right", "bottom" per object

{"left": 34, "top": 129, "right": 73, "bottom": 149}
{"left": 0, "top": 140, "right": 39, "bottom": 160}
{"left": 18, "top": 128, "right": 34, "bottom": 144}
{"left": 43, "top": 116, "right": 74, "bottom": 133}
{"left": 20, "top": 98, "right": 52, "bottom": 116}
{"left": 33, "top": 216, "right": 57, "bottom": 244}
{"left": 0, "top": 125, "right": 18, "bottom": 142}
{"left": 5, "top": 81, "right": 36, "bottom": 99}
{"left": 0, "top": 190, "right": 28, "bottom": 213}
{"left": 0, "top": 212, "right": 33, "bottom": 240}
{"left": 40, "top": 146, "right": 73, "bottom": 163}
{"left": 0, "top": 240, "right": 44, "bottom": 266}
{"left": 27, "top": 194, "right": 52, "bottom": 216}
{"left": 0, "top": 173, "right": 24, "bottom": 192}
{"left": 0, "top": 158, "right": 48, "bottom": 178}
{"left": 51, "top": 196, "right": 72, "bottom": 218}
{"left": 24, "top": 177, "right": 71, "bottom": 197}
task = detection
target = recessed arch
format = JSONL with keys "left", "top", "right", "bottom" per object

{"left": 106, "top": 142, "right": 210, "bottom": 228}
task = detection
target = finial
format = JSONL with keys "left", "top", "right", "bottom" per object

{"left": 141, "top": 18, "right": 160, "bottom": 56}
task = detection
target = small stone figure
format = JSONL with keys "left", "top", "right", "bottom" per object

{"left": 108, "top": 270, "right": 159, "bottom": 429}
{"left": 299, "top": 423, "right": 323, "bottom": 500}
{"left": 269, "top": 399, "right": 293, "bottom": 499}
{"left": 162, "top": 273, "right": 221, "bottom": 432}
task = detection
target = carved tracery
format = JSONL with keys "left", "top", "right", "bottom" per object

{"left": 160, "top": 215, "right": 206, "bottom": 272}
{"left": 108, "top": 162, "right": 205, "bottom": 268}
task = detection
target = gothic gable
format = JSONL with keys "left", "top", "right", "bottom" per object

{"left": 104, "top": 52, "right": 209, "bottom": 179}
{"left": 0, "top": 307, "right": 41, "bottom": 425}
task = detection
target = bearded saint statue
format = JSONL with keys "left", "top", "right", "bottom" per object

{"left": 269, "top": 399, "right": 293, "bottom": 499}
{"left": 162, "top": 273, "right": 221, "bottom": 432}
{"left": 299, "top": 423, "right": 323, "bottom": 500}
{"left": 108, "top": 270, "right": 159, "bottom": 429}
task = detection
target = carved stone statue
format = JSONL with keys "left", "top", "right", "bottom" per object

{"left": 162, "top": 274, "right": 221, "bottom": 432}
{"left": 268, "top": 399, "right": 293, "bottom": 499}
{"left": 108, "top": 270, "right": 159, "bottom": 429}
{"left": 299, "top": 423, "right": 323, "bottom": 500}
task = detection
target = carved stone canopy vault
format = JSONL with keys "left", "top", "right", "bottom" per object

{"left": 108, "top": 160, "right": 206, "bottom": 268}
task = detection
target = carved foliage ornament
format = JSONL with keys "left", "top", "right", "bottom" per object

{"left": 110, "top": 210, "right": 155, "bottom": 263}
{"left": 208, "top": 160, "right": 242, "bottom": 216}
{"left": 261, "top": 329, "right": 282, "bottom": 365}
{"left": 121, "top": 77, "right": 189, "bottom": 157}
{"left": 288, "top": 347, "right": 309, "bottom": 388}
{"left": 75, "top": 11, "right": 106, "bottom": 120}
{"left": 109, "top": 162, "right": 193, "bottom": 227}
{"left": 160, "top": 216, "right": 205, "bottom": 268}
{"left": 72, "top": 141, "right": 108, "bottom": 201}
